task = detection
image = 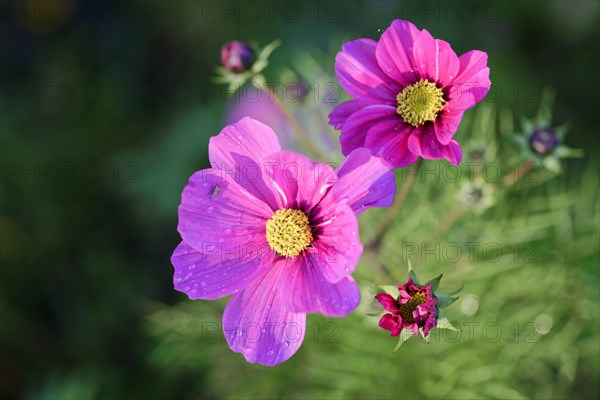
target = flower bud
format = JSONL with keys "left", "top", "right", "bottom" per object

{"left": 529, "top": 127, "right": 558, "bottom": 155}
{"left": 220, "top": 41, "right": 255, "bottom": 73}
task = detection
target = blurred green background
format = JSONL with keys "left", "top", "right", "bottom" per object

{"left": 1, "top": 0, "right": 599, "bottom": 399}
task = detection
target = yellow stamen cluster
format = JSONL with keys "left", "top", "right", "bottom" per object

{"left": 398, "top": 291, "right": 428, "bottom": 324}
{"left": 265, "top": 208, "right": 313, "bottom": 257}
{"left": 396, "top": 79, "right": 446, "bottom": 127}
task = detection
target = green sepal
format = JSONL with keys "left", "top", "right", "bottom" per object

{"left": 536, "top": 86, "right": 555, "bottom": 126}
{"left": 425, "top": 274, "right": 443, "bottom": 293}
{"left": 366, "top": 312, "right": 384, "bottom": 317}
{"left": 436, "top": 283, "right": 463, "bottom": 298}
{"left": 393, "top": 329, "right": 414, "bottom": 352}
{"left": 407, "top": 259, "right": 420, "bottom": 284}
{"left": 375, "top": 284, "right": 400, "bottom": 297}
{"left": 542, "top": 157, "right": 562, "bottom": 174}
{"left": 436, "top": 316, "right": 460, "bottom": 332}
{"left": 419, "top": 328, "right": 430, "bottom": 343}
{"left": 436, "top": 296, "right": 459, "bottom": 309}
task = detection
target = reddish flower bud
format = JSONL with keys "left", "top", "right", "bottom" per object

{"left": 220, "top": 41, "right": 255, "bottom": 73}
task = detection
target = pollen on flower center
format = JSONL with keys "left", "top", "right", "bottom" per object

{"left": 266, "top": 208, "right": 313, "bottom": 257}
{"left": 398, "top": 291, "right": 428, "bottom": 324}
{"left": 396, "top": 79, "right": 446, "bottom": 127}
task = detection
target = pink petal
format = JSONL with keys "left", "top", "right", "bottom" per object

{"left": 308, "top": 203, "right": 363, "bottom": 283}
{"left": 329, "top": 100, "right": 368, "bottom": 130}
{"left": 329, "top": 148, "right": 396, "bottom": 214}
{"left": 222, "top": 262, "right": 306, "bottom": 366}
{"left": 177, "top": 169, "right": 272, "bottom": 251}
{"left": 281, "top": 256, "right": 360, "bottom": 317}
{"left": 379, "top": 313, "right": 402, "bottom": 336}
{"left": 446, "top": 51, "right": 491, "bottom": 111}
{"left": 442, "top": 139, "right": 463, "bottom": 165}
{"left": 434, "top": 110, "right": 465, "bottom": 145}
{"left": 171, "top": 241, "right": 270, "bottom": 300}
{"left": 376, "top": 19, "right": 421, "bottom": 86}
{"left": 446, "top": 81, "right": 490, "bottom": 111}
{"left": 408, "top": 124, "right": 460, "bottom": 164}
{"left": 365, "top": 118, "right": 419, "bottom": 168}
{"left": 412, "top": 29, "right": 460, "bottom": 86}
{"left": 340, "top": 105, "right": 398, "bottom": 156}
{"left": 335, "top": 38, "right": 402, "bottom": 104}
{"left": 208, "top": 117, "right": 283, "bottom": 209}
{"left": 453, "top": 50, "right": 490, "bottom": 86}
{"left": 375, "top": 293, "right": 399, "bottom": 312}
{"left": 262, "top": 151, "right": 337, "bottom": 211}
{"left": 409, "top": 322, "right": 420, "bottom": 336}
{"left": 209, "top": 117, "right": 281, "bottom": 170}
{"left": 413, "top": 305, "right": 430, "bottom": 325}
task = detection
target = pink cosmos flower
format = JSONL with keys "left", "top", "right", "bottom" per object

{"left": 330, "top": 19, "right": 491, "bottom": 167}
{"left": 375, "top": 278, "right": 438, "bottom": 337}
{"left": 171, "top": 117, "right": 396, "bottom": 366}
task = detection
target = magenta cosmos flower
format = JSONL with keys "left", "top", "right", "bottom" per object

{"left": 171, "top": 117, "right": 396, "bottom": 366}
{"left": 330, "top": 19, "right": 491, "bottom": 167}
{"left": 375, "top": 278, "right": 438, "bottom": 337}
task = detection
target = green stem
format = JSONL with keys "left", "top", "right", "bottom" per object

{"left": 367, "top": 159, "right": 422, "bottom": 249}
{"left": 267, "top": 88, "right": 328, "bottom": 160}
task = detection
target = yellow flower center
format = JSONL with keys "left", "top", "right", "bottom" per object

{"left": 265, "top": 208, "right": 313, "bottom": 257}
{"left": 396, "top": 79, "right": 446, "bottom": 127}
{"left": 398, "top": 291, "right": 428, "bottom": 324}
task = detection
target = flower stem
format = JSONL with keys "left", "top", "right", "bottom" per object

{"left": 501, "top": 159, "right": 536, "bottom": 188}
{"left": 367, "top": 159, "right": 422, "bottom": 249}
{"left": 267, "top": 88, "right": 327, "bottom": 160}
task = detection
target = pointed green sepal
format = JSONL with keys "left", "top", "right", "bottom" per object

{"left": 419, "top": 328, "right": 430, "bottom": 343}
{"left": 436, "top": 296, "right": 459, "bottom": 309}
{"left": 407, "top": 259, "right": 420, "bottom": 284}
{"left": 436, "top": 316, "right": 461, "bottom": 332}
{"left": 425, "top": 274, "right": 443, "bottom": 293}
{"left": 375, "top": 284, "right": 400, "bottom": 297}
{"left": 436, "top": 283, "right": 463, "bottom": 298}
{"left": 393, "top": 329, "right": 414, "bottom": 352}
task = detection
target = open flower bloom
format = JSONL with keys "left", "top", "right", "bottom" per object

{"left": 375, "top": 278, "right": 438, "bottom": 337}
{"left": 330, "top": 19, "right": 491, "bottom": 167}
{"left": 171, "top": 117, "right": 396, "bottom": 366}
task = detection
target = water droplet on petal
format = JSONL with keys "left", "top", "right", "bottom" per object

{"left": 207, "top": 206, "right": 214, "bottom": 214}
{"left": 200, "top": 281, "right": 207, "bottom": 287}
